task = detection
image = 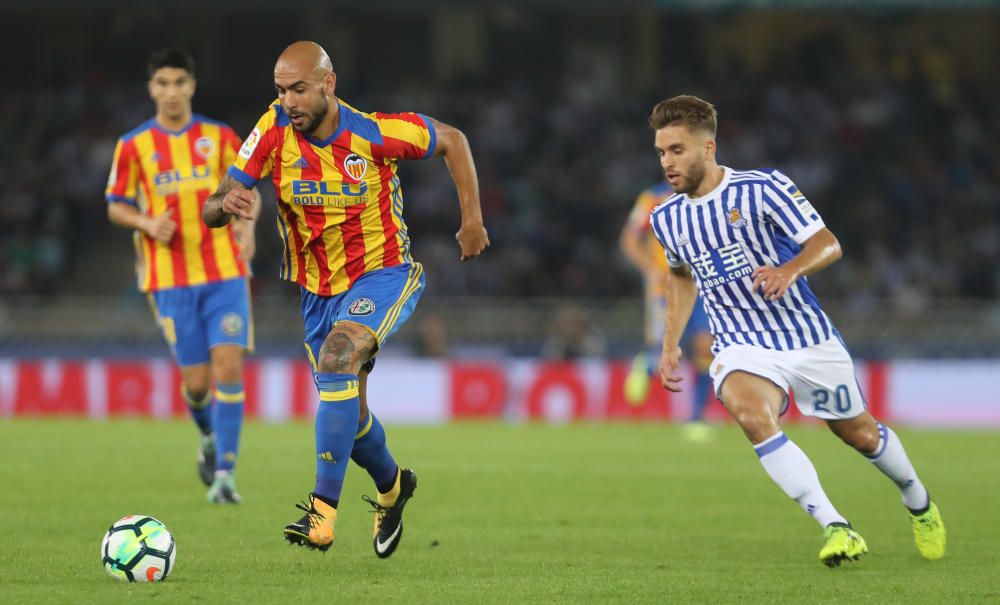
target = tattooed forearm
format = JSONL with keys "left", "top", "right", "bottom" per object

{"left": 203, "top": 174, "right": 238, "bottom": 228}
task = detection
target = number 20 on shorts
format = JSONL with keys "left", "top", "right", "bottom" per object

{"left": 811, "top": 384, "right": 852, "bottom": 413}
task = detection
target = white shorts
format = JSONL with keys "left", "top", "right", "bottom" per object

{"left": 709, "top": 338, "right": 867, "bottom": 420}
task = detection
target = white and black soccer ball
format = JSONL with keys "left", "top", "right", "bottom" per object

{"left": 100, "top": 515, "right": 176, "bottom": 582}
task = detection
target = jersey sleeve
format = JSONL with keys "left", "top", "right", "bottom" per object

{"left": 228, "top": 107, "right": 278, "bottom": 187}
{"left": 761, "top": 169, "right": 825, "bottom": 244}
{"left": 105, "top": 138, "right": 140, "bottom": 205}
{"left": 625, "top": 191, "right": 654, "bottom": 234}
{"left": 649, "top": 208, "right": 685, "bottom": 268}
{"left": 219, "top": 125, "right": 241, "bottom": 173}
{"left": 374, "top": 112, "right": 437, "bottom": 161}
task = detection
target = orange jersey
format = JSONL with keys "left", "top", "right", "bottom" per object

{"left": 625, "top": 182, "right": 673, "bottom": 293}
{"left": 106, "top": 115, "right": 249, "bottom": 292}
{"left": 228, "top": 99, "right": 436, "bottom": 296}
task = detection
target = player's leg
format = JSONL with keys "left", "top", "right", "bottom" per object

{"left": 179, "top": 364, "right": 215, "bottom": 485}
{"left": 344, "top": 264, "right": 424, "bottom": 558}
{"left": 179, "top": 365, "right": 213, "bottom": 435}
{"left": 205, "top": 344, "right": 246, "bottom": 504}
{"left": 827, "top": 411, "right": 929, "bottom": 511}
{"left": 716, "top": 348, "right": 865, "bottom": 567}
{"left": 683, "top": 301, "right": 714, "bottom": 442}
{"left": 200, "top": 278, "right": 253, "bottom": 504}
{"left": 625, "top": 290, "right": 664, "bottom": 405}
{"left": 352, "top": 362, "right": 418, "bottom": 558}
{"left": 351, "top": 365, "right": 415, "bottom": 557}
{"left": 826, "top": 408, "right": 945, "bottom": 559}
{"left": 682, "top": 331, "right": 714, "bottom": 442}
{"left": 284, "top": 263, "right": 425, "bottom": 553}
{"left": 791, "top": 337, "right": 943, "bottom": 559}
{"left": 351, "top": 366, "right": 399, "bottom": 496}
{"left": 720, "top": 371, "right": 850, "bottom": 528}
{"left": 314, "top": 319, "right": 374, "bottom": 504}
{"left": 149, "top": 289, "right": 216, "bottom": 486}
{"left": 284, "top": 289, "right": 342, "bottom": 550}
{"left": 284, "top": 319, "right": 374, "bottom": 551}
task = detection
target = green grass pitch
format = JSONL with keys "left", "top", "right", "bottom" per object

{"left": 1, "top": 420, "right": 997, "bottom": 604}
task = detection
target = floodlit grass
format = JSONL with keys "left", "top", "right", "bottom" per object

{"left": 1, "top": 420, "right": 997, "bottom": 604}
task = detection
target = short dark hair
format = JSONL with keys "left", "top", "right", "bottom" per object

{"left": 147, "top": 48, "right": 195, "bottom": 79}
{"left": 649, "top": 95, "right": 717, "bottom": 137}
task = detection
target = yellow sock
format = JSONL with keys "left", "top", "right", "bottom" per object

{"left": 377, "top": 468, "right": 402, "bottom": 507}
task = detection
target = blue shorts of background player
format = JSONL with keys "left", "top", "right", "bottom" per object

{"left": 642, "top": 293, "right": 711, "bottom": 367}
{"left": 150, "top": 277, "right": 254, "bottom": 366}
{"left": 681, "top": 297, "right": 711, "bottom": 344}
{"left": 626, "top": 294, "right": 715, "bottom": 437}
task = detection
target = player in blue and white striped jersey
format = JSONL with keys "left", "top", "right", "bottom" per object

{"left": 653, "top": 166, "right": 835, "bottom": 353}
{"left": 647, "top": 95, "right": 945, "bottom": 567}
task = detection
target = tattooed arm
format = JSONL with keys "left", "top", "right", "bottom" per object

{"left": 204, "top": 174, "right": 256, "bottom": 228}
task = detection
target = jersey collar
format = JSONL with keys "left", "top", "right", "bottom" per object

{"left": 152, "top": 115, "right": 197, "bottom": 136}
{"left": 683, "top": 166, "right": 731, "bottom": 205}
{"left": 305, "top": 100, "right": 346, "bottom": 147}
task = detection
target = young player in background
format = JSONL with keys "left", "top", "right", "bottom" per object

{"left": 649, "top": 95, "right": 946, "bottom": 566}
{"left": 204, "top": 41, "right": 489, "bottom": 557}
{"left": 620, "top": 182, "right": 714, "bottom": 441}
{"left": 106, "top": 49, "right": 259, "bottom": 504}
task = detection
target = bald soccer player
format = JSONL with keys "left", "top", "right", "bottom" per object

{"left": 204, "top": 41, "right": 489, "bottom": 557}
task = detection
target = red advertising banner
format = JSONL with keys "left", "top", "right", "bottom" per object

{"left": 0, "top": 358, "right": 991, "bottom": 426}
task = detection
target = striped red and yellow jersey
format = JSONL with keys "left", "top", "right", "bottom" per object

{"left": 106, "top": 115, "right": 249, "bottom": 293}
{"left": 227, "top": 99, "right": 437, "bottom": 296}
{"left": 626, "top": 182, "right": 673, "bottom": 294}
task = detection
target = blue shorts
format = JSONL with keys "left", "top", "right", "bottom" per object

{"left": 149, "top": 277, "right": 253, "bottom": 367}
{"left": 646, "top": 293, "right": 712, "bottom": 347}
{"left": 301, "top": 263, "right": 425, "bottom": 371}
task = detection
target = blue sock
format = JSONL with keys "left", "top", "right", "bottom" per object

{"left": 690, "top": 371, "right": 712, "bottom": 422}
{"left": 213, "top": 383, "right": 245, "bottom": 472}
{"left": 182, "top": 387, "right": 213, "bottom": 436}
{"left": 351, "top": 411, "right": 398, "bottom": 494}
{"left": 314, "top": 373, "right": 361, "bottom": 503}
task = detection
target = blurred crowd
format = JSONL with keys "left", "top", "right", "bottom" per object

{"left": 2, "top": 10, "right": 997, "bottom": 314}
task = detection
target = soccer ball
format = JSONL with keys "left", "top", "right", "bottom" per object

{"left": 100, "top": 515, "right": 176, "bottom": 582}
